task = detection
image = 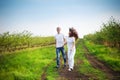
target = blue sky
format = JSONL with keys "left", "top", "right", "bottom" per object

{"left": 0, "top": 0, "right": 120, "bottom": 37}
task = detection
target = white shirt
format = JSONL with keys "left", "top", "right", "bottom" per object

{"left": 55, "top": 33, "right": 65, "bottom": 48}
{"left": 66, "top": 37, "right": 75, "bottom": 50}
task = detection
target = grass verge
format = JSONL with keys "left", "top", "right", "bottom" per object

{"left": 75, "top": 39, "right": 107, "bottom": 80}
{"left": 0, "top": 46, "right": 58, "bottom": 80}
{"left": 84, "top": 40, "right": 120, "bottom": 71}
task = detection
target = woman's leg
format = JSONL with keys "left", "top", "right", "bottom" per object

{"left": 68, "top": 50, "right": 72, "bottom": 69}
{"left": 68, "top": 50, "right": 71, "bottom": 68}
{"left": 70, "top": 49, "right": 76, "bottom": 69}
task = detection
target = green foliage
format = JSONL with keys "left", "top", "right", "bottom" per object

{"left": 0, "top": 31, "right": 55, "bottom": 53}
{"left": 30, "top": 36, "right": 54, "bottom": 47}
{"left": 84, "top": 40, "right": 120, "bottom": 71}
{"left": 0, "top": 46, "right": 58, "bottom": 80}
{"left": 75, "top": 39, "right": 106, "bottom": 80}
{"left": 46, "top": 63, "right": 59, "bottom": 80}
{"left": 83, "top": 17, "right": 120, "bottom": 71}
{"left": 84, "top": 17, "right": 120, "bottom": 48}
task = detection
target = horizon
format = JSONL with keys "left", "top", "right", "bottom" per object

{"left": 0, "top": 0, "right": 120, "bottom": 38}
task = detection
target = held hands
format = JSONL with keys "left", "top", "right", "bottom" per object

{"left": 70, "top": 48, "right": 73, "bottom": 51}
{"left": 62, "top": 42, "right": 67, "bottom": 47}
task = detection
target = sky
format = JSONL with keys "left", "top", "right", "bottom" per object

{"left": 0, "top": 0, "right": 120, "bottom": 38}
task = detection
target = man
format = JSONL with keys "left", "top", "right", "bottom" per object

{"left": 55, "top": 27, "right": 66, "bottom": 68}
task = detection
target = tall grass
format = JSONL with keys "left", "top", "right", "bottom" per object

{"left": 75, "top": 39, "right": 106, "bottom": 80}
{"left": 84, "top": 40, "right": 120, "bottom": 71}
{"left": 0, "top": 46, "right": 58, "bottom": 80}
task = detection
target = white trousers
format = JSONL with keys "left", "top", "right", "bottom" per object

{"left": 67, "top": 49, "right": 76, "bottom": 69}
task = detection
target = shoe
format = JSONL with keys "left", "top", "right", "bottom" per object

{"left": 63, "top": 65, "right": 66, "bottom": 68}
{"left": 71, "top": 68, "right": 73, "bottom": 71}
{"left": 68, "top": 68, "right": 73, "bottom": 71}
{"left": 68, "top": 68, "right": 71, "bottom": 71}
{"left": 55, "top": 66, "right": 59, "bottom": 69}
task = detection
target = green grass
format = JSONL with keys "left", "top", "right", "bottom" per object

{"left": 1, "top": 39, "right": 117, "bottom": 80}
{"left": 84, "top": 40, "right": 120, "bottom": 71}
{"left": 0, "top": 46, "right": 58, "bottom": 80}
{"left": 46, "top": 63, "right": 59, "bottom": 80}
{"left": 75, "top": 40, "right": 107, "bottom": 80}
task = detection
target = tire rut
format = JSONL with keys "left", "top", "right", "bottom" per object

{"left": 83, "top": 45, "right": 120, "bottom": 80}
{"left": 57, "top": 53, "right": 89, "bottom": 80}
{"left": 41, "top": 59, "right": 56, "bottom": 80}
{"left": 57, "top": 64, "right": 89, "bottom": 80}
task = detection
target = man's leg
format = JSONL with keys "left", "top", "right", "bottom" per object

{"left": 61, "top": 47, "right": 66, "bottom": 67}
{"left": 56, "top": 48, "right": 60, "bottom": 68}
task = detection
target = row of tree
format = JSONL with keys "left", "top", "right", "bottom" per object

{"left": 84, "top": 17, "right": 120, "bottom": 48}
{"left": 0, "top": 31, "right": 54, "bottom": 53}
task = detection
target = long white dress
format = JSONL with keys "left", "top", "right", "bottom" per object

{"left": 66, "top": 37, "right": 76, "bottom": 69}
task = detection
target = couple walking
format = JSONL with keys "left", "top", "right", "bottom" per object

{"left": 55, "top": 27, "right": 78, "bottom": 71}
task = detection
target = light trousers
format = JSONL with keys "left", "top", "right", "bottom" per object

{"left": 67, "top": 49, "right": 76, "bottom": 69}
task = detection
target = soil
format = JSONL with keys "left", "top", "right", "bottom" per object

{"left": 84, "top": 46, "right": 120, "bottom": 80}
{"left": 41, "top": 42, "right": 120, "bottom": 80}
{"left": 57, "top": 60, "right": 89, "bottom": 80}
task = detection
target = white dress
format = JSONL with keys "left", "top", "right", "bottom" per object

{"left": 66, "top": 37, "right": 76, "bottom": 69}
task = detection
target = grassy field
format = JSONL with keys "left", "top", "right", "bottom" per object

{"left": 84, "top": 40, "right": 120, "bottom": 71}
{"left": 0, "top": 39, "right": 119, "bottom": 80}
{"left": 0, "top": 31, "right": 54, "bottom": 53}
{"left": 75, "top": 40, "right": 107, "bottom": 80}
{"left": 0, "top": 46, "right": 58, "bottom": 80}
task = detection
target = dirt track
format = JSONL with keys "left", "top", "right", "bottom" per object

{"left": 84, "top": 46, "right": 120, "bottom": 80}
{"left": 41, "top": 41, "right": 120, "bottom": 80}
{"left": 57, "top": 60, "right": 89, "bottom": 80}
{"left": 56, "top": 42, "right": 120, "bottom": 80}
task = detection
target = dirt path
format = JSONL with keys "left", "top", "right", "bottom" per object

{"left": 56, "top": 42, "right": 120, "bottom": 80}
{"left": 83, "top": 45, "right": 120, "bottom": 80}
{"left": 57, "top": 60, "right": 89, "bottom": 80}
{"left": 41, "top": 41, "right": 120, "bottom": 80}
{"left": 41, "top": 58, "right": 56, "bottom": 80}
{"left": 41, "top": 63, "right": 50, "bottom": 80}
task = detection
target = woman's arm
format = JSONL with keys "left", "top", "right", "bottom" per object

{"left": 63, "top": 38, "right": 67, "bottom": 46}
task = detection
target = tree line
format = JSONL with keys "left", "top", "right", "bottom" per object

{"left": 0, "top": 30, "right": 54, "bottom": 53}
{"left": 84, "top": 17, "right": 120, "bottom": 48}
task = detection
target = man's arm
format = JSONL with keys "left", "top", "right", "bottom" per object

{"left": 54, "top": 35, "right": 56, "bottom": 47}
{"left": 55, "top": 38, "right": 56, "bottom": 47}
{"left": 63, "top": 37, "right": 67, "bottom": 46}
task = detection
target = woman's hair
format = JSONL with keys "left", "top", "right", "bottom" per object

{"left": 69, "top": 27, "right": 78, "bottom": 40}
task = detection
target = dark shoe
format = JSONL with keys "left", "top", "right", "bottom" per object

{"left": 71, "top": 68, "right": 73, "bottom": 71}
{"left": 63, "top": 65, "right": 66, "bottom": 68}
{"left": 55, "top": 66, "right": 59, "bottom": 69}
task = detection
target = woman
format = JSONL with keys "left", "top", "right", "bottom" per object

{"left": 66, "top": 27, "right": 78, "bottom": 71}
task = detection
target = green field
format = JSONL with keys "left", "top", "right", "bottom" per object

{"left": 0, "top": 31, "right": 54, "bottom": 53}
{"left": 0, "top": 39, "right": 116, "bottom": 80}
{"left": 0, "top": 19, "right": 120, "bottom": 80}
{"left": 75, "top": 40, "right": 107, "bottom": 80}
{"left": 0, "top": 45, "right": 59, "bottom": 80}
{"left": 84, "top": 40, "right": 120, "bottom": 71}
